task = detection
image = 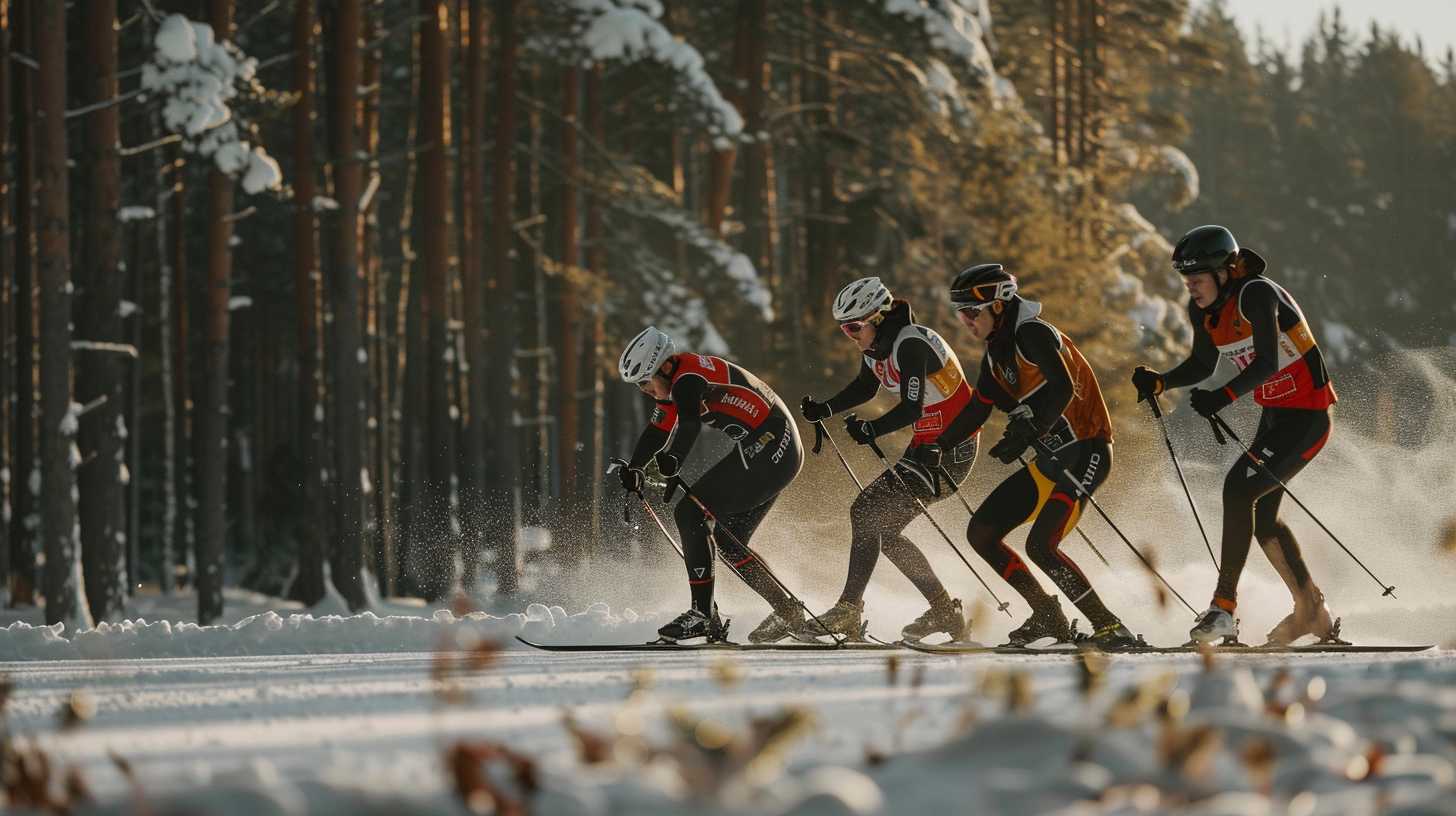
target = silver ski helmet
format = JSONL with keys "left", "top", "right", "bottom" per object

{"left": 618, "top": 326, "right": 675, "bottom": 384}
{"left": 1172, "top": 225, "right": 1239, "bottom": 275}
{"left": 832, "top": 277, "right": 893, "bottom": 322}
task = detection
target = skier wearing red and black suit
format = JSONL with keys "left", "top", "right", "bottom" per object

{"left": 948, "top": 263, "right": 1140, "bottom": 649}
{"left": 617, "top": 327, "right": 805, "bottom": 644}
{"left": 799, "top": 277, "right": 979, "bottom": 643}
{"left": 1132, "top": 225, "right": 1338, "bottom": 646}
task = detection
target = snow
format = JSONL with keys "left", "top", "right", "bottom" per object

{"left": 311, "top": 195, "right": 341, "bottom": 212}
{"left": 142, "top": 14, "right": 282, "bottom": 194}
{"left": 562, "top": 0, "right": 743, "bottom": 142}
{"left": 59, "top": 401, "right": 82, "bottom": 436}
{"left": 117, "top": 205, "right": 157, "bottom": 223}
{"left": 3, "top": 594, "right": 1455, "bottom": 813}
{"left": 117, "top": 299, "right": 139, "bottom": 318}
{"left": 1156, "top": 145, "right": 1201, "bottom": 209}
{"left": 883, "top": 0, "right": 997, "bottom": 86}
{"left": 229, "top": 295, "right": 253, "bottom": 310}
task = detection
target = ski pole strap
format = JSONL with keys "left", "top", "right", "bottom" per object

{"left": 1148, "top": 393, "right": 1164, "bottom": 419}
{"left": 812, "top": 420, "right": 826, "bottom": 455}
{"left": 664, "top": 476, "right": 683, "bottom": 505}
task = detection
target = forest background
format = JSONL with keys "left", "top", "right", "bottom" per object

{"left": 2, "top": 0, "right": 1452, "bottom": 627}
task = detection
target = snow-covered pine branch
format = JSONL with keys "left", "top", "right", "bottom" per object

{"left": 139, "top": 14, "right": 282, "bottom": 194}
{"left": 539, "top": 0, "right": 743, "bottom": 147}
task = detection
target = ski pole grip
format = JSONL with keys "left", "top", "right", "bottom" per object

{"left": 812, "top": 420, "right": 826, "bottom": 455}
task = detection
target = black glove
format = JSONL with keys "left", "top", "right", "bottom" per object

{"left": 1131, "top": 366, "right": 1165, "bottom": 403}
{"left": 989, "top": 417, "right": 1039, "bottom": 465}
{"left": 844, "top": 413, "right": 876, "bottom": 446}
{"left": 800, "top": 396, "right": 831, "bottom": 423}
{"left": 618, "top": 465, "right": 645, "bottom": 494}
{"left": 1189, "top": 387, "right": 1233, "bottom": 418}
{"left": 655, "top": 450, "right": 683, "bottom": 478}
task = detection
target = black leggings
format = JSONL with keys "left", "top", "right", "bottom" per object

{"left": 674, "top": 415, "right": 803, "bottom": 613}
{"left": 965, "top": 438, "right": 1120, "bottom": 629}
{"left": 1213, "top": 407, "right": 1331, "bottom": 606}
{"left": 838, "top": 437, "right": 979, "bottom": 605}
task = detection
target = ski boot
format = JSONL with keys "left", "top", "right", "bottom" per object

{"left": 799, "top": 598, "right": 866, "bottom": 641}
{"left": 902, "top": 596, "right": 968, "bottom": 643}
{"left": 657, "top": 603, "right": 729, "bottom": 643}
{"left": 747, "top": 606, "right": 806, "bottom": 644}
{"left": 1264, "top": 586, "right": 1337, "bottom": 645}
{"left": 1188, "top": 605, "right": 1238, "bottom": 645}
{"left": 1003, "top": 595, "right": 1072, "bottom": 647}
{"left": 1081, "top": 621, "right": 1145, "bottom": 651}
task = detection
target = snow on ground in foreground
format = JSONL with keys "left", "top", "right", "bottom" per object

{"left": 4, "top": 642, "right": 1455, "bottom": 815}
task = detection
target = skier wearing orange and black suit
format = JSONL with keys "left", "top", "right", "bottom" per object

{"left": 1132, "top": 225, "right": 1338, "bottom": 646}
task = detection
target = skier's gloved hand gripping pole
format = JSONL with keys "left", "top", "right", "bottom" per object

{"left": 609, "top": 458, "right": 685, "bottom": 560}
{"left": 1143, "top": 392, "right": 1219, "bottom": 570}
{"left": 1205, "top": 412, "right": 1398, "bottom": 598}
{"left": 844, "top": 414, "right": 1014, "bottom": 618}
{"left": 1025, "top": 437, "right": 1201, "bottom": 617}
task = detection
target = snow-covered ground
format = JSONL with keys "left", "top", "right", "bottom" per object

{"left": 4, "top": 597, "right": 1456, "bottom": 814}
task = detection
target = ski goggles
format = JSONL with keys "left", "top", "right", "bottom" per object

{"left": 839, "top": 313, "right": 884, "bottom": 337}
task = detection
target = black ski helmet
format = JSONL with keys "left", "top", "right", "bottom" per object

{"left": 949, "top": 263, "right": 1017, "bottom": 310}
{"left": 1172, "top": 225, "right": 1239, "bottom": 276}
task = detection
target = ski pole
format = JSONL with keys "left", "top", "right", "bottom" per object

{"left": 1148, "top": 395, "right": 1219, "bottom": 570}
{"left": 1208, "top": 413, "right": 1397, "bottom": 599}
{"left": 665, "top": 477, "right": 848, "bottom": 645}
{"left": 851, "top": 426, "right": 1014, "bottom": 618}
{"left": 1027, "top": 438, "right": 1200, "bottom": 617}
{"left": 813, "top": 420, "right": 865, "bottom": 491}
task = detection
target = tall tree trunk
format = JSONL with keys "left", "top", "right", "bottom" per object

{"left": 8, "top": 0, "right": 34, "bottom": 606}
{"left": 0, "top": 0, "right": 11, "bottom": 602}
{"left": 488, "top": 0, "right": 520, "bottom": 594}
{"left": 291, "top": 0, "right": 325, "bottom": 604}
{"left": 172, "top": 144, "right": 192, "bottom": 592}
{"left": 77, "top": 0, "right": 127, "bottom": 622}
{"left": 584, "top": 65, "right": 606, "bottom": 556}
{"left": 390, "top": 19, "right": 422, "bottom": 595}
{"left": 704, "top": 0, "right": 757, "bottom": 235}
{"left": 415, "top": 0, "right": 457, "bottom": 600}
{"left": 556, "top": 67, "right": 582, "bottom": 527}
{"left": 802, "top": 0, "right": 838, "bottom": 329}
{"left": 329, "top": 0, "right": 368, "bottom": 610}
{"left": 458, "top": 0, "right": 488, "bottom": 591}
{"left": 362, "top": 0, "right": 390, "bottom": 597}
{"left": 196, "top": 0, "right": 235, "bottom": 625}
{"left": 36, "top": 0, "right": 85, "bottom": 628}
{"left": 154, "top": 138, "right": 177, "bottom": 595}
{"left": 737, "top": 0, "right": 771, "bottom": 288}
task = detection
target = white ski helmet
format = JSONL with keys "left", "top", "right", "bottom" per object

{"left": 618, "top": 326, "right": 676, "bottom": 384}
{"left": 832, "top": 277, "right": 893, "bottom": 322}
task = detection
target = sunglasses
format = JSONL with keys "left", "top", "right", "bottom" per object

{"left": 839, "top": 314, "right": 883, "bottom": 337}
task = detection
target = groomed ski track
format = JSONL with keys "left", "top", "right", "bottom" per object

{"left": 7, "top": 645, "right": 1452, "bottom": 810}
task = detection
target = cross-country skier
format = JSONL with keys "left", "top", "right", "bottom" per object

{"left": 947, "top": 264, "right": 1140, "bottom": 649}
{"left": 799, "top": 277, "right": 979, "bottom": 642}
{"left": 1132, "top": 225, "right": 1338, "bottom": 645}
{"left": 617, "top": 326, "right": 808, "bottom": 643}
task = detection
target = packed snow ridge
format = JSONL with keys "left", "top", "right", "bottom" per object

{"left": 0, "top": 603, "right": 665, "bottom": 661}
